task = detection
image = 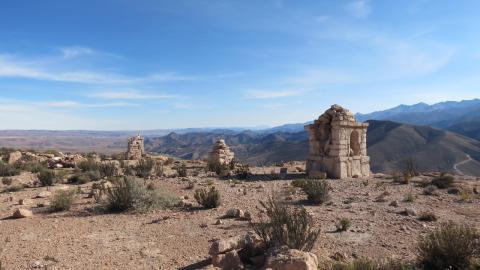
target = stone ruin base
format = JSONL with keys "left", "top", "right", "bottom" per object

{"left": 307, "top": 156, "right": 370, "bottom": 179}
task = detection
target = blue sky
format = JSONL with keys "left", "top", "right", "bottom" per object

{"left": 0, "top": 0, "right": 479, "bottom": 130}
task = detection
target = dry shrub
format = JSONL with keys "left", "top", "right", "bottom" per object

{"left": 301, "top": 179, "right": 330, "bottom": 205}
{"left": 194, "top": 187, "right": 221, "bottom": 209}
{"left": 431, "top": 173, "right": 455, "bottom": 189}
{"left": 250, "top": 194, "right": 320, "bottom": 252}
{"left": 291, "top": 179, "right": 306, "bottom": 188}
{"left": 423, "top": 185, "right": 437, "bottom": 196}
{"left": 336, "top": 218, "right": 352, "bottom": 232}
{"left": 50, "top": 189, "right": 76, "bottom": 212}
{"left": 0, "top": 162, "right": 20, "bottom": 177}
{"left": 418, "top": 221, "right": 479, "bottom": 270}
{"left": 333, "top": 259, "right": 415, "bottom": 270}
{"left": 38, "top": 169, "right": 57, "bottom": 186}
{"left": 418, "top": 211, "right": 437, "bottom": 222}
{"left": 1, "top": 177, "right": 12, "bottom": 186}
{"left": 105, "top": 176, "right": 178, "bottom": 212}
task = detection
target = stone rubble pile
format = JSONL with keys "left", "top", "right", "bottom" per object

{"left": 208, "top": 139, "right": 235, "bottom": 166}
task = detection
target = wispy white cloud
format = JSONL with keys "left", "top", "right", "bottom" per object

{"left": 245, "top": 89, "right": 304, "bottom": 99}
{"left": 60, "top": 47, "right": 95, "bottom": 59}
{"left": 44, "top": 100, "right": 135, "bottom": 108}
{"left": 91, "top": 90, "right": 176, "bottom": 100}
{"left": 346, "top": 0, "right": 371, "bottom": 19}
{"left": 0, "top": 52, "right": 195, "bottom": 85}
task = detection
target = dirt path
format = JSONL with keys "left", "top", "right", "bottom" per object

{"left": 454, "top": 154, "right": 473, "bottom": 175}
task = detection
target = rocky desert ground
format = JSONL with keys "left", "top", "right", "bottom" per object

{"left": 0, "top": 148, "right": 479, "bottom": 270}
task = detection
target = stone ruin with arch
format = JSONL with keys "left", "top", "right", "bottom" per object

{"left": 305, "top": 104, "right": 370, "bottom": 179}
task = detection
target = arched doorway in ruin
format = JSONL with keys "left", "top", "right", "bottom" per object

{"left": 350, "top": 130, "right": 361, "bottom": 156}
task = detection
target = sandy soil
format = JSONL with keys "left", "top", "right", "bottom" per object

{"left": 0, "top": 170, "right": 479, "bottom": 270}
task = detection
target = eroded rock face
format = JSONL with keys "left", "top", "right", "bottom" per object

{"left": 126, "top": 135, "right": 145, "bottom": 160}
{"left": 305, "top": 104, "right": 370, "bottom": 179}
{"left": 264, "top": 246, "right": 318, "bottom": 270}
{"left": 209, "top": 139, "right": 235, "bottom": 166}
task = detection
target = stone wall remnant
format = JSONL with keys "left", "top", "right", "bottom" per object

{"left": 305, "top": 104, "right": 370, "bottom": 179}
{"left": 125, "top": 135, "right": 145, "bottom": 160}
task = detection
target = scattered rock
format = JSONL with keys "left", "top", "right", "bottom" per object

{"left": 264, "top": 246, "right": 318, "bottom": 270}
{"left": 389, "top": 200, "right": 399, "bottom": 207}
{"left": 215, "top": 219, "right": 224, "bottom": 225}
{"left": 12, "top": 208, "right": 33, "bottom": 218}
{"left": 225, "top": 208, "right": 244, "bottom": 219}
{"left": 211, "top": 250, "right": 243, "bottom": 270}
{"left": 18, "top": 198, "right": 32, "bottom": 205}
{"left": 403, "top": 207, "right": 417, "bottom": 217}
{"left": 209, "top": 235, "right": 246, "bottom": 256}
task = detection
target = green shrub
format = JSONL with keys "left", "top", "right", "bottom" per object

{"left": 336, "top": 218, "right": 352, "bottom": 232}
{"left": 0, "top": 162, "right": 20, "bottom": 177}
{"left": 104, "top": 176, "right": 178, "bottom": 213}
{"left": 135, "top": 159, "right": 155, "bottom": 178}
{"left": 250, "top": 194, "right": 320, "bottom": 252}
{"left": 418, "top": 221, "right": 479, "bottom": 270}
{"left": 291, "top": 179, "right": 306, "bottom": 188}
{"left": 418, "top": 211, "right": 437, "bottom": 222}
{"left": 194, "top": 187, "right": 221, "bottom": 209}
{"left": 1, "top": 177, "right": 13, "bottom": 186}
{"left": 38, "top": 169, "right": 56, "bottom": 186}
{"left": 431, "top": 173, "right": 454, "bottom": 189}
{"left": 301, "top": 179, "right": 330, "bottom": 205}
{"left": 78, "top": 158, "right": 99, "bottom": 172}
{"left": 50, "top": 189, "right": 76, "bottom": 212}
{"left": 207, "top": 160, "right": 231, "bottom": 177}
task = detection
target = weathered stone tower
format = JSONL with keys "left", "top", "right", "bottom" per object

{"left": 208, "top": 139, "right": 235, "bottom": 166}
{"left": 305, "top": 104, "right": 370, "bottom": 179}
{"left": 126, "top": 135, "right": 145, "bottom": 160}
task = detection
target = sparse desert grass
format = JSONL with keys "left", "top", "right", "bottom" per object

{"left": 336, "top": 217, "right": 352, "bottom": 232}
{"left": 50, "top": 189, "right": 77, "bottom": 212}
{"left": 301, "top": 179, "right": 330, "bottom": 205}
{"left": 68, "top": 170, "right": 101, "bottom": 184}
{"left": 418, "top": 221, "right": 479, "bottom": 270}
{"left": 250, "top": 194, "right": 320, "bottom": 252}
{"left": 194, "top": 187, "right": 221, "bottom": 209}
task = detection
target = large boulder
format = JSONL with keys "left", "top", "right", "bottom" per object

{"left": 8, "top": 151, "right": 22, "bottom": 165}
{"left": 212, "top": 250, "right": 243, "bottom": 270}
{"left": 264, "top": 247, "right": 318, "bottom": 270}
{"left": 209, "top": 235, "right": 246, "bottom": 256}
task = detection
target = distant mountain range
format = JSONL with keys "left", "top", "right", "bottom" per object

{"left": 144, "top": 120, "right": 480, "bottom": 176}
{"left": 0, "top": 99, "right": 479, "bottom": 175}
{"left": 356, "top": 99, "right": 480, "bottom": 141}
